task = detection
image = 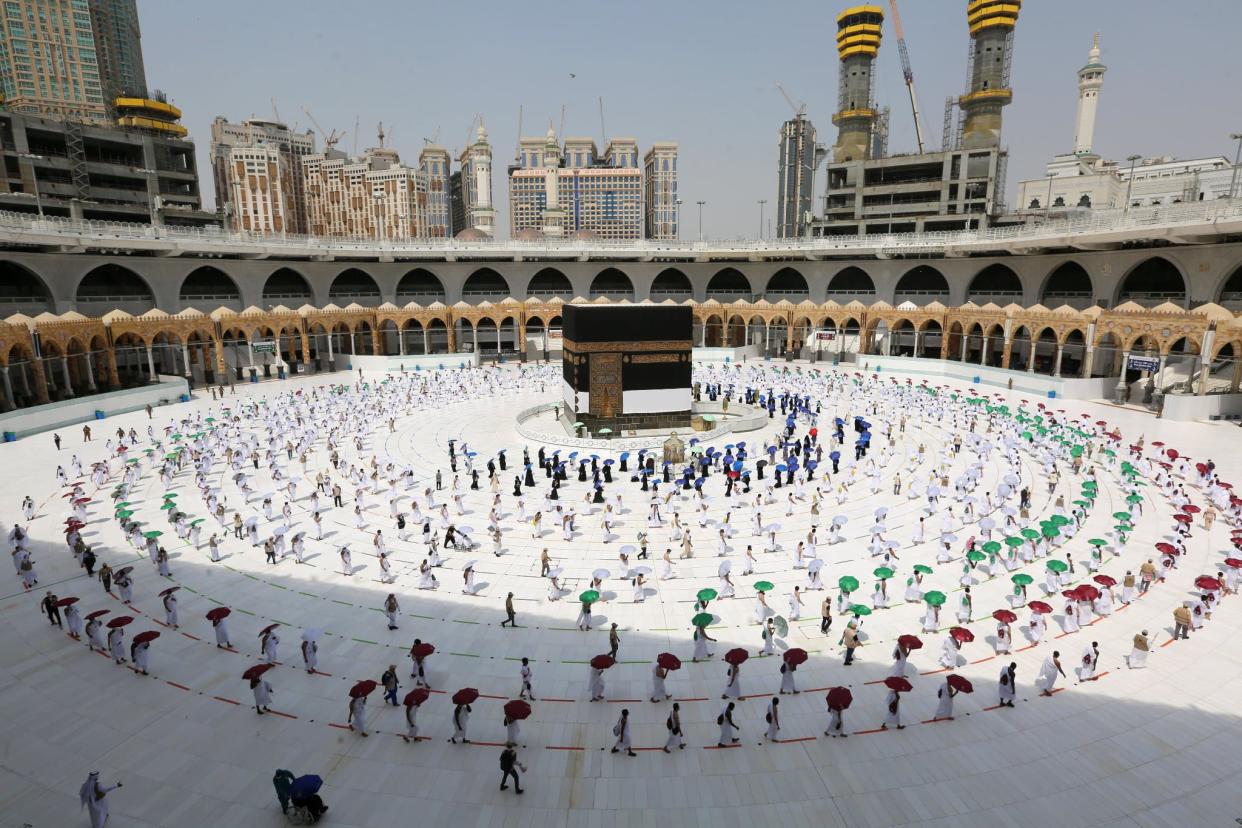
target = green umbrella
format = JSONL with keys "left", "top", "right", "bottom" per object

{"left": 696, "top": 588, "right": 718, "bottom": 603}
{"left": 115, "top": 501, "right": 132, "bottom": 508}
{"left": 1114, "top": 523, "right": 1133, "bottom": 533}
{"left": 1011, "top": 573, "right": 1034, "bottom": 586}
{"left": 597, "top": 428, "right": 613, "bottom": 435}
{"left": 171, "top": 434, "right": 182, "bottom": 442}
{"left": 115, "top": 510, "right": 133, "bottom": 519}
{"left": 691, "top": 612, "right": 713, "bottom": 628}
{"left": 966, "top": 550, "right": 986, "bottom": 562}
{"left": 754, "top": 581, "right": 775, "bottom": 593}
{"left": 1042, "top": 526, "right": 1060, "bottom": 539}
{"left": 848, "top": 604, "right": 872, "bottom": 616}
{"left": 1046, "top": 560, "right": 1068, "bottom": 573}
{"left": 1072, "top": 499, "right": 1091, "bottom": 508}
{"left": 1112, "top": 511, "right": 1131, "bottom": 521}
{"left": 1070, "top": 446, "right": 1083, "bottom": 457}
{"left": 1020, "top": 528, "right": 1040, "bottom": 540}
{"left": 982, "top": 541, "right": 1002, "bottom": 554}
{"left": 913, "top": 564, "right": 934, "bottom": 574}
{"left": 572, "top": 421, "right": 585, "bottom": 428}
{"left": 205, "top": 417, "right": 215, "bottom": 423}
{"left": 1049, "top": 514, "right": 1070, "bottom": 526}
{"left": 872, "top": 567, "right": 894, "bottom": 580}
{"left": 578, "top": 590, "right": 600, "bottom": 604}
{"left": 190, "top": 518, "right": 206, "bottom": 525}
{"left": 923, "top": 591, "right": 946, "bottom": 607}
{"left": 1102, "top": 448, "right": 1116, "bottom": 457}
{"left": 1126, "top": 494, "right": 1143, "bottom": 504}
{"left": 1087, "top": 538, "right": 1107, "bottom": 547}
{"left": 836, "top": 576, "right": 859, "bottom": 592}
{"left": 125, "top": 458, "right": 140, "bottom": 465}
{"left": 1005, "top": 536, "right": 1025, "bottom": 548}
{"left": 160, "top": 502, "right": 177, "bottom": 510}
{"left": 143, "top": 530, "right": 163, "bottom": 539}
{"left": 163, "top": 492, "right": 178, "bottom": 499}
{"left": 1021, "top": 431, "right": 1033, "bottom": 440}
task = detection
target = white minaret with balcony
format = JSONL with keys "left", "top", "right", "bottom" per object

{"left": 1074, "top": 34, "right": 1106, "bottom": 155}
{"left": 471, "top": 124, "right": 495, "bottom": 236}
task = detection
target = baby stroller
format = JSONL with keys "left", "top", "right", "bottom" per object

{"left": 275, "top": 771, "right": 328, "bottom": 824}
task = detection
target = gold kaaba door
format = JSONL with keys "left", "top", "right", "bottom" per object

{"left": 589, "top": 353, "right": 622, "bottom": 418}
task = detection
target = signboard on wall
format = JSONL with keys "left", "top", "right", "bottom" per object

{"left": 1126, "top": 355, "right": 1159, "bottom": 373}
{"left": 814, "top": 331, "right": 836, "bottom": 342}
{"left": 252, "top": 340, "right": 276, "bottom": 354}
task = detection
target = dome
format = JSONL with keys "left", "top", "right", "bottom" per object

{"left": 514, "top": 228, "right": 544, "bottom": 242}
{"left": 454, "top": 227, "right": 490, "bottom": 241}
{"left": 571, "top": 229, "right": 600, "bottom": 241}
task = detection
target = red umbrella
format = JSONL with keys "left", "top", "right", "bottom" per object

{"left": 724, "top": 648, "right": 749, "bottom": 666}
{"left": 1224, "top": 558, "right": 1242, "bottom": 568}
{"left": 946, "top": 674, "right": 974, "bottom": 693}
{"left": 106, "top": 616, "right": 133, "bottom": 629}
{"left": 131, "top": 630, "right": 160, "bottom": 645}
{"left": 590, "top": 654, "right": 616, "bottom": 670}
{"left": 1151, "top": 441, "right": 1164, "bottom": 447}
{"left": 897, "top": 634, "right": 923, "bottom": 650}
{"left": 1195, "top": 575, "right": 1222, "bottom": 591}
{"left": 1155, "top": 542, "right": 1177, "bottom": 555}
{"left": 411, "top": 642, "right": 435, "bottom": 659}
{"left": 1182, "top": 504, "right": 1201, "bottom": 514}
{"left": 74, "top": 497, "right": 92, "bottom": 505}
{"left": 205, "top": 607, "right": 231, "bottom": 622}
{"left": 991, "top": 609, "right": 1017, "bottom": 624}
{"left": 403, "top": 688, "right": 430, "bottom": 707}
{"left": 1173, "top": 514, "right": 1192, "bottom": 524}
{"left": 826, "top": 686, "right": 853, "bottom": 710}
{"left": 55, "top": 596, "right": 80, "bottom": 607}
{"left": 657, "top": 652, "right": 682, "bottom": 670}
{"left": 884, "top": 676, "right": 913, "bottom": 692}
{"left": 1196, "top": 463, "right": 1209, "bottom": 475}
{"left": 783, "top": 648, "right": 809, "bottom": 666}
{"left": 85, "top": 609, "right": 110, "bottom": 621}
{"left": 949, "top": 626, "right": 974, "bottom": 644}
{"left": 1093, "top": 575, "right": 1117, "bottom": 588}
{"left": 242, "top": 663, "right": 274, "bottom": 681}
{"left": 258, "top": 623, "right": 279, "bottom": 637}
{"left": 451, "top": 687, "right": 479, "bottom": 705}
{"left": 159, "top": 586, "right": 180, "bottom": 598}
{"left": 503, "top": 699, "right": 532, "bottom": 720}
{"left": 349, "top": 679, "right": 378, "bottom": 698}
{"left": 1074, "top": 585, "right": 1101, "bottom": 601}
{"left": 1166, "top": 448, "right": 1179, "bottom": 460}
{"left": 1096, "top": 420, "right": 1107, "bottom": 426}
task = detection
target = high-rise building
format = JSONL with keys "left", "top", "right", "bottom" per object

{"left": 959, "top": 0, "right": 1020, "bottom": 150}
{"left": 450, "top": 123, "right": 495, "bottom": 237}
{"left": 643, "top": 141, "right": 678, "bottom": 240}
{"left": 418, "top": 144, "right": 451, "bottom": 238}
{"left": 88, "top": 0, "right": 145, "bottom": 107}
{"left": 508, "top": 128, "right": 671, "bottom": 240}
{"left": 302, "top": 147, "right": 430, "bottom": 241}
{"left": 831, "top": 4, "right": 883, "bottom": 163}
{"left": 776, "top": 116, "right": 824, "bottom": 238}
{"left": 0, "top": 0, "right": 108, "bottom": 122}
{"left": 210, "top": 117, "right": 316, "bottom": 235}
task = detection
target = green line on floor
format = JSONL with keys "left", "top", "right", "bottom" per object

{"left": 452, "top": 619, "right": 479, "bottom": 624}
{"left": 298, "top": 591, "right": 318, "bottom": 598}
{"left": 352, "top": 637, "right": 378, "bottom": 645}
{"left": 236, "top": 608, "right": 256, "bottom": 616}
{"left": 332, "top": 599, "right": 352, "bottom": 606}
{"left": 449, "top": 652, "right": 480, "bottom": 658}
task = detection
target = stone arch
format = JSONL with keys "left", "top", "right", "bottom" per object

{"left": 967, "top": 263, "right": 1022, "bottom": 303}
{"left": 650, "top": 268, "right": 692, "bottom": 298}
{"left": 462, "top": 267, "right": 511, "bottom": 299}
{"left": 705, "top": 267, "right": 752, "bottom": 300}
{"left": 263, "top": 267, "right": 313, "bottom": 304}
{"left": 76, "top": 263, "right": 155, "bottom": 314}
{"left": 1216, "top": 262, "right": 1242, "bottom": 310}
{"left": 527, "top": 268, "right": 573, "bottom": 298}
{"left": 180, "top": 266, "right": 242, "bottom": 310}
{"left": 590, "top": 267, "right": 634, "bottom": 300}
{"left": 895, "top": 265, "right": 949, "bottom": 302}
{"left": 1115, "top": 256, "right": 1187, "bottom": 308}
{"left": 827, "top": 266, "right": 875, "bottom": 297}
{"left": 329, "top": 268, "right": 381, "bottom": 305}
{"left": 1041, "top": 261, "right": 1093, "bottom": 307}
{"left": 1059, "top": 329, "right": 1088, "bottom": 377}
{"left": 0, "top": 260, "right": 53, "bottom": 314}
{"left": 766, "top": 267, "right": 809, "bottom": 299}
{"left": 396, "top": 268, "right": 446, "bottom": 303}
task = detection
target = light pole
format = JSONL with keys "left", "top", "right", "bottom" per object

{"left": 134, "top": 167, "right": 157, "bottom": 224}
{"left": 1228, "top": 133, "right": 1242, "bottom": 200}
{"left": 696, "top": 200, "right": 706, "bottom": 242}
{"left": 757, "top": 199, "right": 767, "bottom": 240}
{"left": 1044, "top": 172, "right": 1055, "bottom": 220}
{"left": 674, "top": 198, "right": 683, "bottom": 240}
{"left": 1123, "top": 154, "right": 1142, "bottom": 211}
{"left": 373, "top": 194, "right": 387, "bottom": 243}
{"left": 18, "top": 153, "right": 43, "bottom": 217}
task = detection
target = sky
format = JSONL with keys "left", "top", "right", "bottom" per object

{"left": 140, "top": 0, "right": 1242, "bottom": 240}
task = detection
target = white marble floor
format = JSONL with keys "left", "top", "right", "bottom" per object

{"left": 2, "top": 363, "right": 1241, "bottom": 828}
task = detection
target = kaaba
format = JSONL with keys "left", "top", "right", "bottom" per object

{"left": 562, "top": 305, "right": 693, "bottom": 431}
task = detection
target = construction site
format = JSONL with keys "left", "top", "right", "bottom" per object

{"left": 778, "top": 0, "right": 1020, "bottom": 238}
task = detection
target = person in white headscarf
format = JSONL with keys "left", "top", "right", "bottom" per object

{"left": 1127, "top": 630, "right": 1150, "bottom": 669}
{"left": 934, "top": 678, "right": 957, "bottom": 720}
{"left": 79, "top": 771, "right": 121, "bottom": 828}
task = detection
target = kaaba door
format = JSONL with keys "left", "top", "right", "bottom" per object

{"left": 589, "top": 352, "right": 622, "bottom": 418}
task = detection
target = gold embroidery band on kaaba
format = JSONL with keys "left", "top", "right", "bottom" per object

{"left": 561, "top": 338, "right": 693, "bottom": 354}
{"left": 627, "top": 354, "right": 683, "bottom": 363}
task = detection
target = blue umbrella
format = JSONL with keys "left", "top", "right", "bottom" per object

{"left": 732, "top": 461, "right": 744, "bottom": 472}
{"left": 568, "top": 452, "right": 578, "bottom": 459}
{"left": 590, "top": 454, "right": 599, "bottom": 461}
{"left": 736, "top": 442, "right": 746, "bottom": 448}
{"left": 829, "top": 451, "right": 841, "bottom": 461}
{"left": 620, "top": 452, "right": 630, "bottom": 460}
{"left": 776, "top": 464, "right": 788, "bottom": 473}
{"left": 806, "top": 460, "right": 818, "bottom": 470}
{"left": 290, "top": 775, "right": 323, "bottom": 798}
{"left": 603, "top": 459, "right": 614, "bottom": 465}
{"left": 694, "top": 478, "right": 705, "bottom": 489}
{"left": 834, "top": 418, "right": 844, "bottom": 426}
{"left": 767, "top": 446, "right": 778, "bottom": 455}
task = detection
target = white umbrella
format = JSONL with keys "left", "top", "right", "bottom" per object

{"left": 632, "top": 565, "right": 652, "bottom": 576}
{"left": 618, "top": 544, "right": 637, "bottom": 555}
{"left": 462, "top": 560, "right": 477, "bottom": 570}
{"left": 301, "top": 628, "right": 323, "bottom": 642}
{"left": 766, "top": 523, "right": 782, "bottom": 533}
{"left": 941, "top": 533, "right": 958, "bottom": 544}
{"left": 1002, "top": 506, "right": 1018, "bottom": 517}
{"left": 718, "top": 560, "right": 732, "bottom": 577}
{"left": 873, "top": 506, "right": 888, "bottom": 519}
{"left": 870, "top": 524, "right": 887, "bottom": 535}
{"left": 808, "top": 558, "right": 824, "bottom": 573}
{"left": 548, "top": 566, "right": 564, "bottom": 579}
{"left": 272, "top": 525, "right": 288, "bottom": 536}
{"left": 979, "top": 517, "right": 996, "bottom": 530}
{"left": 593, "top": 568, "right": 611, "bottom": 580}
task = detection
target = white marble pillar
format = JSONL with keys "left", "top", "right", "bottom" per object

{"left": 146, "top": 346, "right": 156, "bottom": 379}
{"left": 60, "top": 357, "right": 74, "bottom": 397}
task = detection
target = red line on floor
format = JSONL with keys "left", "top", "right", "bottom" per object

{"left": 673, "top": 697, "right": 709, "bottom": 702}
{"left": 538, "top": 697, "right": 575, "bottom": 703}
{"left": 165, "top": 680, "right": 191, "bottom": 691}
{"left": 546, "top": 745, "right": 584, "bottom": 751}
{"left": 863, "top": 679, "right": 886, "bottom": 686}
{"left": 703, "top": 744, "right": 742, "bottom": 749}
{"left": 478, "top": 693, "right": 507, "bottom": 700}
{"left": 266, "top": 710, "right": 298, "bottom": 719}
{"left": 607, "top": 699, "right": 643, "bottom": 703}
{"left": 467, "top": 740, "right": 508, "bottom": 747}
{"left": 180, "top": 632, "right": 201, "bottom": 641}
{"left": 970, "top": 656, "right": 996, "bottom": 664}
{"left": 852, "top": 728, "right": 886, "bottom": 735}
{"left": 921, "top": 717, "right": 949, "bottom": 724}
{"left": 327, "top": 723, "right": 351, "bottom": 730}
{"left": 774, "top": 736, "right": 818, "bottom": 743}
{"left": 920, "top": 668, "right": 948, "bottom": 676}
{"left": 212, "top": 695, "right": 240, "bottom": 705}
{"left": 1016, "top": 644, "right": 1038, "bottom": 651}
{"left": 981, "top": 704, "right": 1004, "bottom": 711}
{"left": 1160, "top": 638, "right": 1177, "bottom": 648}
{"left": 310, "top": 670, "right": 333, "bottom": 677}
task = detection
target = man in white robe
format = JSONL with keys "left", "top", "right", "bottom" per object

{"left": 79, "top": 771, "right": 121, "bottom": 828}
{"left": 998, "top": 662, "right": 1017, "bottom": 707}
{"left": 1036, "top": 652, "right": 1065, "bottom": 696}
{"left": 1127, "top": 630, "right": 1150, "bottom": 669}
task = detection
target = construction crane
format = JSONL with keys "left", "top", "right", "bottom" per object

{"left": 301, "top": 107, "right": 342, "bottom": 151}
{"left": 776, "top": 82, "right": 807, "bottom": 119}
{"left": 889, "top": 0, "right": 928, "bottom": 154}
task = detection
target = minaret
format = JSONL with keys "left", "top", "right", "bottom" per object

{"left": 541, "top": 125, "right": 566, "bottom": 237}
{"left": 959, "top": 0, "right": 1021, "bottom": 150}
{"left": 470, "top": 123, "right": 495, "bottom": 236}
{"left": 831, "top": 5, "right": 884, "bottom": 163}
{"left": 1073, "top": 34, "right": 1106, "bottom": 155}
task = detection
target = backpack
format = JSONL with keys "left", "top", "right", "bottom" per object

{"left": 716, "top": 714, "right": 724, "bottom": 725}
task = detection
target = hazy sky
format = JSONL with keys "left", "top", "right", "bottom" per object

{"left": 141, "top": 0, "right": 1241, "bottom": 239}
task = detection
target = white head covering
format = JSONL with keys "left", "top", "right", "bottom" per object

{"left": 79, "top": 771, "right": 99, "bottom": 809}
